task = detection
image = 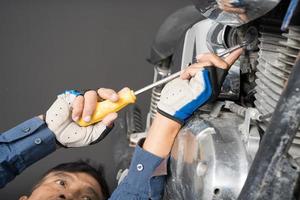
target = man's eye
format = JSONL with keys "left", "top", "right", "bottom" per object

{"left": 55, "top": 179, "right": 66, "bottom": 187}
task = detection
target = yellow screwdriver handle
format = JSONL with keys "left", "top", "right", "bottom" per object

{"left": 77, "top": 89, "right": 136, "bottom": 127}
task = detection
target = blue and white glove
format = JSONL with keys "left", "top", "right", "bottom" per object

{"left": 157, "top": 67, "right": 228, "bottom": 124}
{"left": 45, "top": 90, "right": 112, "bottom": 147}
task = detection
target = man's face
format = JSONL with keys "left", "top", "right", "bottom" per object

{"left": 19, "top": 171, "right": 103, "bottom": 200}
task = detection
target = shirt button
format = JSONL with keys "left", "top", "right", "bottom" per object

{"left": 137, "top": 164, "right": 144, "bottom": 171}
{"left": 34, "top": 138, "right": 42, "bottom": 145}
{"left": 23, "top": 127, "right": 31, "bottom": 133}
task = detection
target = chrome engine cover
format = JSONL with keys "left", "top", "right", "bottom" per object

{"left": 164, "top": 112, "right": 252, "bottom": 200}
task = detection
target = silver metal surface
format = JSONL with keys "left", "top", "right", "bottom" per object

{"left": 184, "top": 20, "right": 245, "bottom": 99}
{"left": 193, "top": 0, "right": 281, "bottom": 27}
{"left": 218, "top": 41, "right": 247, "bottom": 56}
{"left": 238, "top": 107, "right": 262, "bottom": 142}
{"left": 255, "top": 26, "right": 300, "bottom": 113}
{"left": 246, "top": 126, "right": 260, "bottom": 160}
{"left": 206, "top": 22, "right": 226, "bottom": 54}
{"left": 254, "top": 25, "right": 300, "bottom": 153}
{"left": 134, "top": 71, "right": 181, "bottom": 96}
{"left": 181, "top": 19, "right": 213, "bottom": 68}
{"left": 164, "top": 112, "right": 252, "bottom": 200}
{"left": 149, "top": 65, "right": 171, "bottom": 120}
{"left": 135, "top": 43, "right": 245, "bottom": 96}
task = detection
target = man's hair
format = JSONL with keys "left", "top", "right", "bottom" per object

{"left": 42, "top": 160, "right": 110, "bottom": 199}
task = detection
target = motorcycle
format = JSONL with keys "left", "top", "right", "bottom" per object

{"left": 118, "top": 0, "right": 300, "bottom": 199}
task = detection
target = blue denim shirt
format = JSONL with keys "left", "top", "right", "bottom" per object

{"left": 109, "top": 139, "right": 167, "bottom": 200}
{"left": 0, "top": 118, "right": 166, "bottom": 199}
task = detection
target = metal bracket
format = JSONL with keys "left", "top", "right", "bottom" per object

{"left": 224, "top": 101, "right": 262, "bottom": 143}
{"left": 129, "top": 132, "right": 147, "bottom": 147}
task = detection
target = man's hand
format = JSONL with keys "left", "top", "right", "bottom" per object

{"left": 144, "top": 49, "right": 242, "bottom": 158}
{"left": 71, "top": 88, "right": 119, "bottom": 123}
{"left": 45, "top": 88, "right": 121, "bottom": 147}
{"left": 157, "top": 48, "right": 243, "bottom": 124}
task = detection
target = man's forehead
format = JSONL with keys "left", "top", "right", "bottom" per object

{"left": 46, "top": 171, "right": 74, "bottom": 179}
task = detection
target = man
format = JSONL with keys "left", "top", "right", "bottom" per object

{"left": 18, "top": 160, "right": 110, "bottom": 200}
{"left": 0, "top": 50, "right": 242, "bottom": 199}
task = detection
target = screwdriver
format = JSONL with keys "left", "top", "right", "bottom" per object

{"left": 76, "top": 43, "right": 247, "bottom": 127}
{"left": 76, "top": 71, "right": 181, "bottom": 127}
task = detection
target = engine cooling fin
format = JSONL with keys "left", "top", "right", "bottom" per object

{"left": 255, "top": 24, "right": 300, "bottom": 145}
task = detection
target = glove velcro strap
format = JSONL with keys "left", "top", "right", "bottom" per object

{"left": 55, "top": 138, "right": 67, "bottom": 148}
{"left": 157, "top": 108, "right": 185, "bottom": 125}
{"left": 89, "top": 123, "right": 114, "bottom": 145}
{"left": 62, "top": 89, "right": 97, "bottom": 97}
{"left": 63, "top": 90, "right": 83, "bottom": 96}
{"left": 204, "top": 66, "right": 228, "bottom": 102}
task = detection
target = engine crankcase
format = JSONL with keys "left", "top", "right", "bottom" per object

{"left": 164, "top": 112, "right": 252, "bottom": 200}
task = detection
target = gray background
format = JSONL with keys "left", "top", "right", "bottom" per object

{"left": 0, "top": 0, "right": 189, "bottom": 198}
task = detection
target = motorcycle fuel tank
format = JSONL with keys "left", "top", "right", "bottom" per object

{"left": 190, "top": 0, "right": 281, "bottom": 27}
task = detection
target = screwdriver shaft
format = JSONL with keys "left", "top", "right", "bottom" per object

{"left": 134, "top": 43, "right": 247, "bottom": 96}
{"left": 217, "top": 42, "right": 246, "bottom": 57}
{"left": 134, "top": 71, "right": 181, "bottom": 95}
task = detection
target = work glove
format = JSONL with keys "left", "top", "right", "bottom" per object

{"left": 157, "top": 50, "right": 242, "bottom": 124}
{"left": 45, "top": 90, "right": 115, "bottom": 147}
{"left": 157, "top": 69, "right": 214, "bottom": 124}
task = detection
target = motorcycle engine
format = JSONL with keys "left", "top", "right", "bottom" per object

{"left": 161, "top": 1, "right": 300, "bottom": 199}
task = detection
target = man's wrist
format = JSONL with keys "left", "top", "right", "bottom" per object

{"left": 155, "top": 113, "right": 182, "bottom": 130}
{"left": 143, "top": 113, "right": 181, "bottom": 158}
{"left": 37, "top": 114, "right": 44, "bottom": 120}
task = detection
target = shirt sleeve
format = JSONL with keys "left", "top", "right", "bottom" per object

{"left": 0, "top": 117, "right": 56, "bottom": 188}
{"left": 109, "top": 139, "right": 168, "bottom": 200}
